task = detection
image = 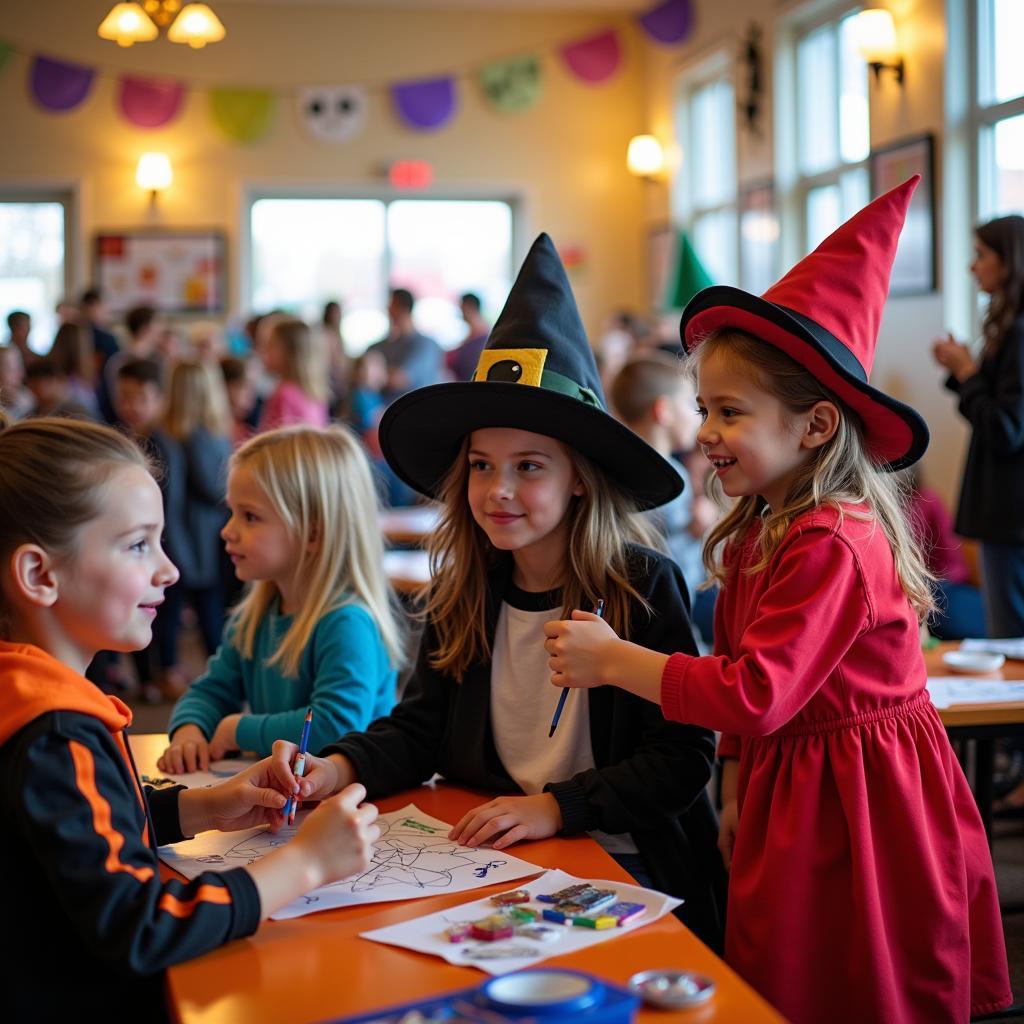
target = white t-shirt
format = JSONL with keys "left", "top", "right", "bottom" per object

{"left": 489, "top": 585, "right": 638, "bottom": 856}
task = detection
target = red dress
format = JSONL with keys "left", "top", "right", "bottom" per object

{"left": 661, "top": 506, "right": 1011, "bottom": 1024}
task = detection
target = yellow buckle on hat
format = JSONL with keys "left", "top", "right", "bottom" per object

{"left": 474, "top": 348, "right": 547, "bottom": 387}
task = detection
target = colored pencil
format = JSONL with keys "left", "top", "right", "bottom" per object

{"left": 284, "top": 707, "right": 313, "bottom": 826}
{"left": 549, "top": 598, "right": 604, "bottom": 738}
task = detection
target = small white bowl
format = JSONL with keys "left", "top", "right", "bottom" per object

{"left": 942, "top": 649, "right": 1006, "bottom": 675}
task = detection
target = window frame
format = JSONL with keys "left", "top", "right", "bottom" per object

{"left": 0, "top": 186, "right": 76, "bottom": 352}
{"left": 788, "top": 3, "right": 870, "bottom": 254}
{"left": 972, "top": 0, "right": 1024, "bottom": 219}
{"left": 241, "top": 185, "right": 519, "bottom": 337}
{"left": 671, "top": 48, "right": 739, "bottom": 288}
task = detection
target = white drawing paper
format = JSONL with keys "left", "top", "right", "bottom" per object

{"left": 159, "top": 804, "right": 543, "bottom": 920}
{"left": 141, "top": 756, "right": 256, "bottom": 792}
{"left": 360, "top": 868, "right": 682, "bottom": 976}
{"left": 960, "top": 637, "right": 1024, "bottom": 661}
{"left": 927, "top": 676, "right": 1024, "bottom": 709}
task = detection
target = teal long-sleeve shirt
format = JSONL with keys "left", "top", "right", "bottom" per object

{"left": 168, "top": 600, "right": 397, "bottom": 755}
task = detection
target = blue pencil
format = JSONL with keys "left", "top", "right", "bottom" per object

{"left": 549, "top": 599, "right": 604, "bottom": 738}
{"left": 284, "top": 707, "right": 313, "bottom": 826}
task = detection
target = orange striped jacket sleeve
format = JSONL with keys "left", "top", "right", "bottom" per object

{"left": 15, "top": 714, "right": 261, "bottom": 975}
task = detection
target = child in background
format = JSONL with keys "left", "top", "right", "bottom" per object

{"left": 50, "top": 321, "right": 100, "bottom": 416}
{"left": 0, "top": 416, "right": 379, "bottom": 1021}
{"left": 220, "top": 355, "right": 259, "bottom": 447}
{"left": 23, "top": 359, "right": 93, "bottom": 420}
{"left": 0, "top": 344, "right": 33, "bottom": 420}
{"left": 114, "top": 357, "right": 198, "bottom": 700}
{"left": 610, "top": 354, "right": 715, "bottom": 624}
{"left": 903, "top": 466, "right": 986, "bottom": 640}
{"left": 159, "top": 425, "right": 402, "bottom": 772}
{"left": 545, "top": 181, "right": 1010, "bottom": 1024}
{"left": 258, "top": 317, "right": 328, "bottom": 430}
{"left": 268, "top": 236, "right": 727, "bottom": 949}
{"left": 115, "top": 359, "right": 196, "bottom": 688}
{"left": 162, "top": 361, "right": 234, "bottom": 665}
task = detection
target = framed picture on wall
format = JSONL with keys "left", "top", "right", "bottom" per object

{"left": 94, "top": 230, "right": 226, "bottom": 315}
{"left": 869, "top": 134, "right": 936, "bottom": 295}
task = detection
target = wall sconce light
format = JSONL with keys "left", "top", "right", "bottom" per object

{"left": 852, "top": 9, "right": 905, "bottom": 85}
{"left": 136, "top": 152, "right": 172, "bottom": 208}
{"left": 627, "top": 135, "right": 665, "bottom": 179}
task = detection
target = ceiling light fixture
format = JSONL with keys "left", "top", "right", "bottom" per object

{"left": 98, "top": 0, "right": 225, "bottom": 48}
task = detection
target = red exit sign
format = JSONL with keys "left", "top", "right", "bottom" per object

{"left": 389, "top": 160, "right": 434, "bottom": 189}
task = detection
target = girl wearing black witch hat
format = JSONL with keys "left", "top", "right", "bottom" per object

{"left": 267, "top": 234, "right": 727, "bottom": 949}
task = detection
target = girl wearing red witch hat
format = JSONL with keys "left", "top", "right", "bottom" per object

{"left": 545, "top": 178, "right": 1011, "bottom": 1024}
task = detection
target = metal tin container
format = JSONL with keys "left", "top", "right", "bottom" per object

{"left": 628, "top": 969, "right": 716, "bottom": 1009}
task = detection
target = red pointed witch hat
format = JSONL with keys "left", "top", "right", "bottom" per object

{"left": 679, "top": 176, "right": 929, "bottom": 469}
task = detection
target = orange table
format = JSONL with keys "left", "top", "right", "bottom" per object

{"left": 131, "top": 735, "right": 785, "bottom": 1024}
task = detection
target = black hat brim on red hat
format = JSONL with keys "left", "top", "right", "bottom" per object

{"left": 379, "top": 379, "right": 684, "bottom": 509}
{"left": 680, "top": 285, "right": 929, "bottom": 471}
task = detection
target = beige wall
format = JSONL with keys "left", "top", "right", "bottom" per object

{"left": 0, "top": 2, "right": 657, "bottom": 340}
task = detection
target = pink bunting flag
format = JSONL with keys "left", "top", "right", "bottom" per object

{"left": 559, "top": 29, "right": 622, "bottom": 84}
{"left": 119, "top": 76, "right": 185, "bottom": 129}
{"left": 638, "top": 0, "right": 694, "bottom": 45}
{"left": 30, "top": 55, "right": 94, "bottom": 112}
{"left": 391, "top": 76, "right": 456, "bottom": 131}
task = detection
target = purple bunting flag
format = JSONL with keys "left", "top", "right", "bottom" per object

{"left": 638, "top": 0, "right": 694, "bottom": 45}
{"left": 30, "top": 55, "right": 95, "bottom": 113}
{"left": 391, "top": 76, "right": 456, "bottom": 131}
{"left": 119, "top": 76, "right": 185, "bottom": 129}
{"left": 559, "top": 30, "right": 622, "bottom": 85}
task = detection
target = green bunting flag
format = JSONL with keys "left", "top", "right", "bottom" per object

{"left": 209, "top": 88, "right": 276, "bottom": 143}
{"left": 478, "top": 55, "right": 542, "bottom": 114}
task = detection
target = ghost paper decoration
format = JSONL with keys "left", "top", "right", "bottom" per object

{"left": 297, "top": 85, "right": 366, "bottom": 144}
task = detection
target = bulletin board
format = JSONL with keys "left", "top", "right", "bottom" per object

{"left": 94, "top": 230, "right": 226, "bottom": 314}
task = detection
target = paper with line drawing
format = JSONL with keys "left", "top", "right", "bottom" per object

{"left": 158, "top": 804, "right": 544, "bottom": 920}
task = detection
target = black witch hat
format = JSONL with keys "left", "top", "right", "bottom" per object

{"left": 379, "top": 233, "right": 683, "bottom": 508}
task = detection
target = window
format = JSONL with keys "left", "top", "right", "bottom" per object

{"left": 793, "top": 9, "right": 870, "bottom": 249}
{"left": 976, "top": 0, "right": 1024, "bottom": 216}
{"left": 0, "top": 196, "right": 69, "bottom": 354}
{"left": 249, "top": 197, "right": 513, "bottom": 354}
{"left": 673, "top": 60, "right": 738, "bottom": 287}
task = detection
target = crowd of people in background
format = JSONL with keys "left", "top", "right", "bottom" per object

{"left": 0, "top": 266, "right": 1003, "bottom": 702}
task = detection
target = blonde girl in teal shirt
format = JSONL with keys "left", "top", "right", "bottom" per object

{"left": 160, "top": 425, "right": 404, "bottom": 771}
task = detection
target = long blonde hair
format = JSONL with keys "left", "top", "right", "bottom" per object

{"left": 690, "top": 332, "right": 935, "bottom": 621}
{"left": 424, "top": 434, "right": 660, "bottom": 681}
{"left": 164, "top": 360, "right": 231, "bottom": 441}
{"left": 270, "top": 318, "right": 328, "bottom": 403}
{"left": 230, "top": 425, "right": 404, "bottom": 675}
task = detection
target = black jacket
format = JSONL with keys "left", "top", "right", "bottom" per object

{"left": 0, "top": 643, "right": 260, "bottom": 1021}
{"left": 947, "top": 315, "right": 1024, "bottom": 543}
{"left": 322, "top": 547, "right": 727, "bottom": 950}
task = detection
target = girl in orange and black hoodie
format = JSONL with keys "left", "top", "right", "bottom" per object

{"left": 0, "top": 417, "right": 380, "bottom": 1021}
